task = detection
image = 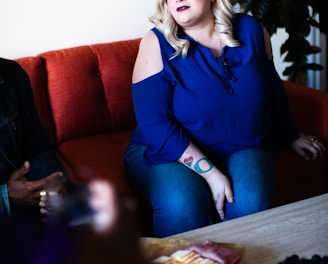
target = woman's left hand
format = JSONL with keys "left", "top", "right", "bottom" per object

{"left": 290, "top": 134, "right": 326, "bottom": 160}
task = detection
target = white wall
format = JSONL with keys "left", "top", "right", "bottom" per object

{"left": 0, "top": 0, "right": 154, "bottom": 59}
{"left": 0, "top": 0, "right": 297, "bottom": 80}
{"left": 271, "top": 29, "right": 290, "bottom": 81}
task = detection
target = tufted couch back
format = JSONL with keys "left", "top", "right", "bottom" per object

{"left": 17, "top": 39, "right": 140, "bottom": 145}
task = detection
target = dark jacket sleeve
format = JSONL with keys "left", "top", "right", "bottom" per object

{"left": 12, "top": 60, "right": 68, "bottom": 181}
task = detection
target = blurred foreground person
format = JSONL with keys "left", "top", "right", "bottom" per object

{"left": 0, "top": 179, "right": 148, "bottom": 264}
{"left": 0, "top": 57, "right": 147, "bottom": 264}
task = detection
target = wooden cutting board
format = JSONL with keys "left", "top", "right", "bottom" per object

{"left": 140, "top": 237, "right": 244, "bottom": 261}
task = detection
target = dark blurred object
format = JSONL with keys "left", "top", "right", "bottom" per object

{"left": 45, "top": 181, "right": 93, "bottom": 226}
{"left": 278, "top": 254, "right": 328, "bottom": 264}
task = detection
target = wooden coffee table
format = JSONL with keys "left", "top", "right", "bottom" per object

{"left": 167, "top": 193, "right": 328, "bottom": 264}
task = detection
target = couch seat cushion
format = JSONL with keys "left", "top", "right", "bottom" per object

{"left": 275, "top": 145, "right": 328, "bottom": 205}
{"left": 56, "top": 131, "right": 134, "bottom": 195}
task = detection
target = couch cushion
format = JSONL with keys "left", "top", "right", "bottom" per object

{"left": 89, "top": 40, "right": 140, "bottom": 131}
{"left": 284, "top": 81, "right": 328, "bottom": 140}
{"left": 275, "top": 145, "right": 328, "bottom": 205}
{"left": 56, "top": 131, "right": 134, "bottom": 195}
{"left": 39, "top": 39, "right": 140, "bottom": 144}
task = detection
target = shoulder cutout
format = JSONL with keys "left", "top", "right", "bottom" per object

{"left": 132, "top": 30, "right": 164, "bottom": 83}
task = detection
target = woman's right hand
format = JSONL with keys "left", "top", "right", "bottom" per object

{"left": 205, "top": 171, "right": 234, "bottom": 220}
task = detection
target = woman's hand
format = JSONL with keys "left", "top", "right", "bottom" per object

{"left": 290, "top": 134, "right": 326, "bottom": 160}
{"left": 205, "top": 171, "right": 234, "bottom": 221}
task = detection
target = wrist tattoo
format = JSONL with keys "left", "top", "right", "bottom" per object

{"left": 194, "top": 157, "right": 214, "bottom": 174}
{"left": 183, "top": 156, "right": 193, "bottom": 167}
{"left": 181, "top": 156, "right": 214, "bottom": 174}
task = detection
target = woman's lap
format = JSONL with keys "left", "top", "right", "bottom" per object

{"left": 222, "top": 148, "right": 276, "bottom": 220}
{"left": 124, "top": 145, "right": 213, "bottom": 237}
{"left": 124, "top": 145, "right": 276, "bottom": 237}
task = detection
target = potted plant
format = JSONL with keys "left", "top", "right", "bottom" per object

{"left": 232, "top": 0, "right": 328, "bottom": 84}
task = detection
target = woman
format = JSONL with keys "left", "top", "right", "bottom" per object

{"left": 124, "top": 0, "right": 325, "bottom": 237}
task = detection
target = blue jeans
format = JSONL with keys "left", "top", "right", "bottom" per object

{"left": 124, "top": 145, "right": 276, "bottom": 237}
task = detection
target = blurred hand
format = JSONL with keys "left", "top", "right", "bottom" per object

{"left": 73, "top": 180, "right": 147, "bottom": 263}
{"left": 39, "top": 174, "right": 67, "bottom": 216}
{"left": 88, "top": 179, "right": 118, "bottom": 233}
{"left": 290, "top": 134, "right": 326, "bottom": 160}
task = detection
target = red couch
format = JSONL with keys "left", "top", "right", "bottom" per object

{"left": 15, "top": 38, "right": 328, "bottom": 233}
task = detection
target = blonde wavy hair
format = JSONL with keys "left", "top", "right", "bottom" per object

{"left": 150, "top": 0, "right": 240, "bottom": 58}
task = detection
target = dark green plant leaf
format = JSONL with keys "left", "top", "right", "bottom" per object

{"left": 309, "top": 19, "right": 320, "bottom": 28}
{"left": 283, "top": 65, "right": 297, "bottom": 76}
{"left": 250, "top": 0, "right": 271, "bottom": 18}
{"left": 309, "top": 45, "right": 322, "bottom": 54}
{"left": 303, "top": 63, "right": 324, "bottom": 71}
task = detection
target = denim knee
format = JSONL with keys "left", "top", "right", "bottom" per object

{"left": 223, "top": 148, "right": 276, "bottom": 220}
{"left": 151, "top": 168, "right": 214, "bottom": 237}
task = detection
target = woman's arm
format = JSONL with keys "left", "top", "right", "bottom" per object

{"left": 133, "top": 30, "right": 164, "bottom": 83}
{"left": 262, "top": 26, "right": 326, "bottom": 159}
{"left": 178, "top": 142, "right": 234, "bottom": 220}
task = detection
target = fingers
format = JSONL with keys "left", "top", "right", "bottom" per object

{"left": 44, "top": 172, "right": 67, "bottom": 193}
{"left": 206, "top": 173, "right": 234, "bottom": 221}
{"left": 215, "top": 194, "right": 226, "bottom": 220}
{"left": 40, "top": 207, "right": 49, "bottom": 215}
{"left": 23, "top": 161, "right": 30, "bottom": 170}
{"left": 10, "top": 161, "right": 30, "bottom": 181}
{"left": 39, "top": 196, "right": 49, "bottom": 215}
{"left": 214, "top": 186, "right": 234, "bottom": 221}
{"left": 23, "top": 173, "right": 65, "bottom": 206}
{"left": 307, "top": 136, "right": 326, "bottom": 159}
{"left": 30, "top": 172, "right": 65, "bottom": 193}
{"left": 292, "top": 135, "right": 326, "bottom": 160}
{"left": 39, "top": 195, "right": 47, "bottom": 208}
{"left": 225, "top": 185, "right": 234, "bottom": 204}
{"left": 296, "top": 148, "right": 310, "bottom": 160}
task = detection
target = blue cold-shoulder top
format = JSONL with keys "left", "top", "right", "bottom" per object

{"left": 130, "top": 13, "right": 299, "bottom": 164}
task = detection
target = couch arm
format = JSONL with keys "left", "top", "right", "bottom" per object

{"left": 283, "top": 81, "right": 328, "bottom": 141}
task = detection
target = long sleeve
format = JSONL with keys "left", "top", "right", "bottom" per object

{"left": 131, "top": 71, "right": 189, "bottom": 164}
{"left": 268, "top": 60, "right": 300, "bottom": 144}
{"left": 15, "top": 64, "right": 68, "bottom": 181}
